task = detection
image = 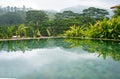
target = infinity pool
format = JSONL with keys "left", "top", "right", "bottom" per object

{"left": 0, "top": 38, "right": 120, "bottom": 79}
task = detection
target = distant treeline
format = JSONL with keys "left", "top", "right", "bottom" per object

{"left": 0, "top": 6, "right": 32, "bottom": 25}
{"left": 0, "top": 5, "right": 32, "bottom": 14}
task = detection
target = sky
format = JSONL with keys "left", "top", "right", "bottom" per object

{"left": 0, "top": 0, "right": 120, "bottom": 11}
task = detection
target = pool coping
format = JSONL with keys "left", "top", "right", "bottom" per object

{"left": 0, "top": 36, "right": 66, "bottom": 41}
{"left": 0, "top": 36, "right": 120, "bottom": 41}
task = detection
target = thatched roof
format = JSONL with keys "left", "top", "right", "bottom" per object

{"left": 110, "top": 4, "right": 120, "bottom": 9}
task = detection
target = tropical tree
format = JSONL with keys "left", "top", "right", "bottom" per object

{"left": 0, "top": 25, "right": 16, "bottom": 39}
{"left": 82, "top": 7, "right": 109, "bottom": 20}
{"left": 26, "top": 10, "right": 49, "bottom": 29}
{"left": 55, "top": 11, "right": 79, "bottom": 20}
{"left": 16, "top": 24, "right": 28, "bottom": 37}
{"left": 0, "top": 12, "right": 25, "bottom": 25}
{"left": 25, "top": 10, "right": 49, "bottom": 37}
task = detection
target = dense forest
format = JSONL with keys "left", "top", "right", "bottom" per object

{"left": 0, "top": 5, "right": 120, "bottom": 40}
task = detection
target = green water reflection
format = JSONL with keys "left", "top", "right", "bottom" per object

{"left": 65, "top": 39, "right": 120, "bottom": 61}
{"left": 0, "top": 39, "right": 120, "bottom": 61}
{"left": 0, "top": 38, "right": 120, "bottom": 79}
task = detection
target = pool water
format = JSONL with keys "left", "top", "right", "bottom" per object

{"left": 0, "top": 38, "right": 120, "bottom": 79}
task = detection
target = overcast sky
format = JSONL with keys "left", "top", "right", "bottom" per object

{"left": 0, "top": 0, "right": 119, "bottom": 11}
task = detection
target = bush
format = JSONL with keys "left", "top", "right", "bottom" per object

{"left": 88, "top": 17, "right": 120, "bottom": 39}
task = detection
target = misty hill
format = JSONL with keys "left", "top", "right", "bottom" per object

{"left": 60, "top": 5, "right": 114, "bottom": 17}
{"left": 60, "top": 5, "right": 88, "bottom": 13}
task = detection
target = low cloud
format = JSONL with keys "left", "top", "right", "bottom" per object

{"left": 0, "top": 0, "right": 119, "bottom": 11}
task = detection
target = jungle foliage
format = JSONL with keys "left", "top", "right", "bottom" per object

{"left": 0, "top": 6, "right": 119, "bottom": 40}
{"left": 64, "top": 17, "right": 120, "bottom": 40}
